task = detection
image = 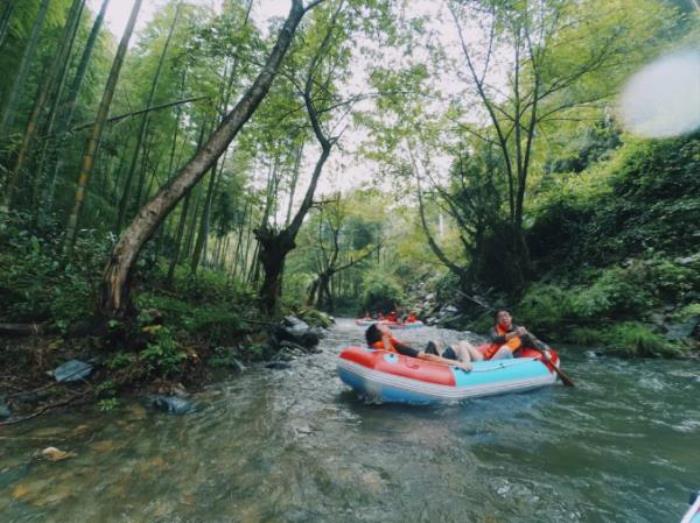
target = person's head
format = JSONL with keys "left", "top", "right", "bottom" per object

{"left": 495, "top": 310, "right": 512, "bottom": 329}
{"left": 366, "top": 324, "right": 380, "bottom": 345}
{"left": 365, "top": 323, "right": 389, "bottom": 345}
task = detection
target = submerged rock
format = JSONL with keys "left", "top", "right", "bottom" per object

{"left": 0, "top": 397, "right": 11, "bottom": 420}
{"left": 664, "top": 316, "right": 700, "bottom": 341}
{"left": 275, "top": 316, "right": 320, "bottom": 349}
{"left": 265, "top": 361, "right": 292, "bottom": 370}
{"left": 50, "top": 359, "right": 93, "bottom": 383}
{"left": 40, "top": 447, "right": 76, "bottom": 462}
{"left": 146, "top": 395, "right": 195, "bottom": 415}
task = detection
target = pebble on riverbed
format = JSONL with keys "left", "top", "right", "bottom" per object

{"left": 145, "top": 395, "right": 195, "bottom": 415}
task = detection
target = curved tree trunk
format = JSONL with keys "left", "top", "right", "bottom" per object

{"left": 100, "top": 0, "right": 316, "bottom": 317}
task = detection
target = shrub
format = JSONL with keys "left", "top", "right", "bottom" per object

{"left": 139, "top": 325, "right": 187, "bottom": 377}
{"left": 361, "top": 270, "right": 405, "bottom": 313}
{"left": 517, "top": 284, "right": 574, "bottom": 337}
{"left": 602, "top": 322, "right": 680, "bottom": 358}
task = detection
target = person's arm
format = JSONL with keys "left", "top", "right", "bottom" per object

{"left": 419, "top": 352, "right": 472, "bottom": 371}
{"left": 491, "top": 326, "right": 523, "bottom": 344}
{"left": 489, "top": 327, "right": 507, "bottom": 344}
{"left": 393, "top": 341, "right": 420, "bottom": 358}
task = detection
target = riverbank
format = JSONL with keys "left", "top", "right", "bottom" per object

{"left": 0, "top": 212, "right": 332, "bottom": 423}
{"left": 0, "top": 305, "right": 331, "bottom": 424}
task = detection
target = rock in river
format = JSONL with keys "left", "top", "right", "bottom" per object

{"left": 146, "top": 395, "right": 195, "bottom": 415}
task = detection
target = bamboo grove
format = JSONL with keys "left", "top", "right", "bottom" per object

{"left": 1, "top": 0, "right": 698, "bottom": 334}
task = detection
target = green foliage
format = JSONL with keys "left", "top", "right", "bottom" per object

{"left": 602, "top": 322, "right": 679, "bottom": 358}
{"left": 361, "top": 269, "right": 405, "bottom": 313}
{"left": 139, "top": 325, "right": 186, "bottom": 377}
{"left": 671, "top": 303, "right": 700, "bottom": 323}
{"left": 107, "top": 351, "right": 135, "bottom": 370}
{"left": 0, "top": 211, "right": 108, "bottom": 329}
{"left": 517, "top": 284, "right": 574, "bottom": 336}
{"left": 208, "top": 346, "right": 241, "bottom": 369}
{"left": 294, "top": 307, "right": 333, "bottom": 328}
{"left": 97, "top": 398, "right": 120, "bottom": 412}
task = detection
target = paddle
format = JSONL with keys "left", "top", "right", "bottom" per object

{"left": 531, "top": 345, "right": 575, "bottom": 387}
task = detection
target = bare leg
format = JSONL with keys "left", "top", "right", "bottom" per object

{"left": 451, "top": 340, "right": 484, "bottom": 363}
{"left": 490, "top": 346, "right": 514, "bottom": 360}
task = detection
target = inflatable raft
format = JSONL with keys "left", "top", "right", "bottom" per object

{"left": 354, "top": 319, "right": 425, "bottom": 329}
{"left": 338, "top": 346, "right": 561, "bottom": 404}
{"left": 681, "top": 491, "right": 700, "bottom": 523}
{"left": 386, "top": 320, "right": 424, "bottom": 329}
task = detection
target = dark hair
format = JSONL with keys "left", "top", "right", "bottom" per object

{"left": 494, "top": 309, "right": 509, "bottom": 321}
{"left": 365, "top": 324, "right": 381, "bottom": 345}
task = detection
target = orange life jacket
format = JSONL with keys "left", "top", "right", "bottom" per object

{"left": 482, "top": 324, "right": 522, "bottom": 359}
{"left": 371, "top": 336, "right": 400, "bottom": 352}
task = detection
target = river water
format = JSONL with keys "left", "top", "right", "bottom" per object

{"left": 1, "top": 319, "right": 698, "bottom": 522}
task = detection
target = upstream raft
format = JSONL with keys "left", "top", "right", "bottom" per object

{"left": 338, "top": 346, "right": 561, "bottom": 404}
{"left": 354, "top": 319, "right": 425, "bottom": 329}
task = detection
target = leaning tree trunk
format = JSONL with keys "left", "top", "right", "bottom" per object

{"left": 65, "top": 0, "right": 143, "bottom": 253}
{"left": 100, "top": 0, "right": 316, "bottom": 317}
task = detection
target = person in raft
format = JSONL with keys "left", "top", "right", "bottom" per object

{"left": 485, "top": 309, "right": 548, "bottom": 360}
{"left": 365, "top": 323, "right": 478, "bottom": 371}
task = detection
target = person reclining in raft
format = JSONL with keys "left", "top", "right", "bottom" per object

{"left": 365, "top": 323, "right": 476, "bottom": 371}
{"left": 484, "top": 310, "right": 548, "bottom": 360}
{"left": 405, "top": 312, "right": 418, "bottom": 323}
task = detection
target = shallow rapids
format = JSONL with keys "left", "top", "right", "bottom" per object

{"left": 1, "top": 318, "right": 698, "bottom": 522}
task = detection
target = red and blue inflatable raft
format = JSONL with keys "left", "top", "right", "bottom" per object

{"left": 338, "top": 346, "right": 561, "bottom": 404}
{"left": 354, "top": 319, "right": 425, "bottom": 329}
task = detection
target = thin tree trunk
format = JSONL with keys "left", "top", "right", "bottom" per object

{"left": 0, "top": 0, "right": 16, "bottom": 49}
{"left": 190, "top": 160, "right": 219, "bottom": 273}
{"left": 0, "top": 0, "right": 50, "bottom": 137}
{"left": 7, "top": 0, "right": 85, "bottom": 207}
{"left": 33, "top": 0, "right": 87, "bottom": 210}
{"left": 285, "top": 140, "right": 304, "bottom": 226}
{"left": 62, "top": 0, "right": 110, "bottom": 130}
{"left": 40, "top": 0, "right": 111, "bottom": 219}
{"left": 116, "top": 2, "right": 181, "bottom": 232}
{"left": 166, "top": 192, "right": 191, "bottom": 286}
{"left": 65, "top": 0, "right": 143, "bottom": 253}
{"left": 230, "top": 200, "right": 249, "bottom": 279}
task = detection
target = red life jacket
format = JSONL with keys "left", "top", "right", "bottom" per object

{"left": 371, "top": 336, "right": 400, "bottom": 352}
{"left": 481, "top": 324, "right": 522, "bottom": 359}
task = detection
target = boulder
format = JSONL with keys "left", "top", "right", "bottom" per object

{"left": 50, "top": 360, "right": 93, "bottom": 383}
{"left": 664, "top": 315, "right": 700, "bottom": 341}
{"left": 276, "top": 316, "right": 320, "bottom": 349}
{"left": 146, "top": 395, "right": 195, "bottom": 415}
{"left": 0, "top": 397, "right": 10, "bottom": 420}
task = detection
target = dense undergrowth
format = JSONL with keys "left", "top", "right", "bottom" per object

{"left": 0, "top": 211, "right": 331, "bottom": 414}
{"left": 465, "top": 134, "right": 700, "bottom": 357}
